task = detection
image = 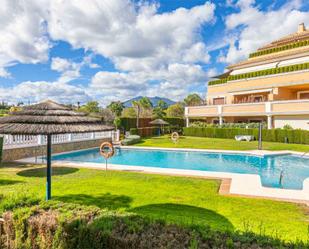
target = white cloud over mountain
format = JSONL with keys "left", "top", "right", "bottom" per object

{"left": 0, "top": 0, "right": 308, "bottom": 105}
{"left": 0, "top": 0, "right": 215, "bottom": 105}
{"left": 48, "top": 1, "right": 214, "bottom": 71}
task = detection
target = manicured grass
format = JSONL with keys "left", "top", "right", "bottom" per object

{"left": 135, "top": 135, "right": 309, "bottom": 152}
{"left": 0, "top": 164, "right": 308, "bottom": 242}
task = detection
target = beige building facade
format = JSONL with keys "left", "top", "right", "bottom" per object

{"left": 185, "top": 24, "right": 309, "bottom": 130}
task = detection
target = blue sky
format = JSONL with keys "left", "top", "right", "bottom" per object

{"left": 0, "top": 0, "right": 308, "bottom": 106}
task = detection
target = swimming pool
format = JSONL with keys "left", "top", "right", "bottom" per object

{"left": 51, "top": 148, "right": 309, "bottom": 190}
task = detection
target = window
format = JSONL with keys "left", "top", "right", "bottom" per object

{"left": 213, "top": 97, "right": 225, "bottom": 105}
{"left": 298, "top": 92, "right": 309, "bottom": 99}
{"left": 253, "top": 96, "right": 263, "bottom": 102}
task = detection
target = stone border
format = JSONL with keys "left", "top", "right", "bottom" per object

{"left": 18, "top": 146, "right": 309, "bottom": 205}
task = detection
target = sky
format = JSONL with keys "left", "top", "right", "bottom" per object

{"left": 0, "top": 0, "right": 309, "bottom": 106}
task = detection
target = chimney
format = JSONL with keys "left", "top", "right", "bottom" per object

{"left": 298, "top": 23, "right": 306, "bottom": 33}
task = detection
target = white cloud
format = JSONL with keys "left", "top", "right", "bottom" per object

{"left": 0, "top": 0, "right": 215, "bottom": 104}
{"left": 51, "top": 57, "right": 81, "bottom": 83}
{"left": 47, "top": 0, "right": 215, "bottom": 72}
{"left": 50, "top": 55, "right": 100, "bottom": 83}
{"left": 221, "top": 0, "right": 309, "bottom": 64}
{"left": 0, "top": 0, "right": 50, "bottom": 77}
{"left": 0, "top": 81, "right": 91, "bottom": 104}
{"left": 90, "top": 63, "right": 208, "bottom": 104}
{"left": 51, "top": 57, "right": 72, "bottom": 72}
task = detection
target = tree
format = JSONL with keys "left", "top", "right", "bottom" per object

{"left": 157, "top": 100, "right": 168, "bottom": 110}
{"left": 121, "top": 107, "right": 137, "bottom": 118}
{"left": 133, "top": 97, "right": 153, "bottom": 128}
{"left": 184, "top": 93, "right": 203, "bottom": 106}
{"left": 114, "top": 117, "right": 121, "bottom": 130}
{"left": 166, "top": 103, "right": 184, "bottom": 118}
{"left": 153, "top": 100, "right": 168, "bottom": 119}
{"left": 79, "top": 101, "right": 100, "bottom": 113}
{"left": 107, "top": 101, "right": 124, "bottom": 117}
{"left": 9, "top": 106, "right": 22, "bottom": 113}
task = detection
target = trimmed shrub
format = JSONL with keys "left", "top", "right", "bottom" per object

{"left": 121, "top": 118, "right": 186, "bottom": 131}
{"left": 0, "top": 136, "right": 2, "bottom": 163}
{"left": 130, "top": 127, "right": 157, "bottom": 137}
{"left": 209, "top": 62, "right": 309, "bottom": 86}
{"left": 190, "top": 121, "right": 266, "bottom": 129}
{"left": 130, "top": 128, "right": 138, "bottom": 135}
{"left": 1, "top": 202, "right": 307, "bottom": 249}
{"left": 183, "top": 127, "right": 309, "bottom": 145}
{"left": 249, "top": 39, "right": 309, "bottom": 58}
{"left": 122, "top": 135, "right": 141, "bottom": 145}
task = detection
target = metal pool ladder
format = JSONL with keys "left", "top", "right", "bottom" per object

{"left": 279, "top": 170, "right": 284, "bottom": 188}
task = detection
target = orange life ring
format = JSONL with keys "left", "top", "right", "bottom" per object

{"left": 171, "top": 132, "right": 179, "bottom": 142}
{"left": 100, "top": 142, "right": 115, "bottom": 159}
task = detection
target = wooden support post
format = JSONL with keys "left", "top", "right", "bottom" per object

{"left": 46, "top": 134, "right": 52, "bottom": 200}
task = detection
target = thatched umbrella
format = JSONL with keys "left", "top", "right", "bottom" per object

{"left": 149, "top": 119, "right": 169, "bottom": 136}
{"left": 0, "top": 100, "right": 114, "bottom": 200}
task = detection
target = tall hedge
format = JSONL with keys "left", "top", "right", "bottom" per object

{"left": 130, "top": 127, "right": 158, "bottom": 137}
{"left": 183, "top": 127, "right": 309, "bottom": 145}
{"left": 0, "top": 136, "right": 3, "bottom": 163}
{"left": 249, "top": 39, "right": 309, "bottom": 58}
{"left": 120, "top": 118, "right": 186, "bottom": 131}
{"left": 209, "top": 61, "right": 309, "bottom": 86}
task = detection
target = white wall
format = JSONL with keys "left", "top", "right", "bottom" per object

{"left": 274, "top": 115, "right": 309, "bottom": 130}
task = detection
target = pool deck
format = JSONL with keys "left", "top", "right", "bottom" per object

{"left": 18, "top": 146, "right": 309, "bottom": 206}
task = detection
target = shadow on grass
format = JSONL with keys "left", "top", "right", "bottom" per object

{"left": 0, "top": 179, "right": 23, "bottom": 186}
{"left": 130, "top": 203, "right": 234, "bottom": 231}
{"left": 17, "top": 167, "right": 79, "bottom": 177}
{"left": 55, "top": 193, "right": 132, "bottom": 210}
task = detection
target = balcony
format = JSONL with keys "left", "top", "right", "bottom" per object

{"left": 185, "top": 99, "right": 309, "bottom": 118}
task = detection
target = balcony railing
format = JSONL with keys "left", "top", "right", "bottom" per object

{"left": 185, "top": 99, "right": 309, "bottom": 117}
{"left": 1, "top": 130, "right": 120, "bottom": 149}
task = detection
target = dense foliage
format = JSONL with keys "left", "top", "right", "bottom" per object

{"left": 107, "top": 101, "right": 124, "bottom": 117}
{"left": 0, "top": 137, "right": 3, "bottom": 162}
{"left": 184, "top": 127, "right": 309, "bottom": 144}
{"left": 249, "top": 39, "right": 309, "bottom": 58}
{"left": 121, "top": 135, "right": 141, "bottom": 145}
{"left": 184, "top": 93, "right": 204, "bottom": 106}
{"left": 78, "top": 101, "right": 100, "bottom": 113}
{"left": 120, "top": 117, "right": 185, "bottom": 131}
{"left": 1, "top": 202, "right": 307, "bottom": 249}
{"left": 165, "top": 103, "right": 185, "bottom": 118}
{"left": 190, "top": 121, "right": 267, "bottom": 129}
{"left": 130, "top": 127, "right": 158, "bottom": 137}
{"left": 121, "top": 107, "right": 137, "bottom": 118}
{"left": 209, "top": 62, "right": 309, "bottom": 86}
{"left": 152, "top": 100, "right": 168, "bottom": 119}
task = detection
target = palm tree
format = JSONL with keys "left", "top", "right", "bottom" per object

{"left": 133, "top": 97, "right": 153, "bottom": 128}
{"left": 132, "top": 100, "right": 141, "bottom": 128}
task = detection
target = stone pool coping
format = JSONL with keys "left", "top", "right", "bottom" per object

{"left": 17, "top": 146, "right": 309, "bottom": 205}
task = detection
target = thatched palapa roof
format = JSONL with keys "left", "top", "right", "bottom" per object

{"left": 0, "top": 100, "right": 114, "bottom": 135}
{"left": 149, "top": 119, "right": 169, "bottom": 125}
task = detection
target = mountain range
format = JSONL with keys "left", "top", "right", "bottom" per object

{"left": 123, "top": 96, "right": 176, "bottom": 108}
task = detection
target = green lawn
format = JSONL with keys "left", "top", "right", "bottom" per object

{"left": 135, "top": 135, "right": 309, "bottom": 152}
{"left": 0, "top": 164, "right": 308, "bottom": 242}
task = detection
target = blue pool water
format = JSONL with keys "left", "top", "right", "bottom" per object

{"left": 51, "top": 148, "right": 309, "bottom": 190}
